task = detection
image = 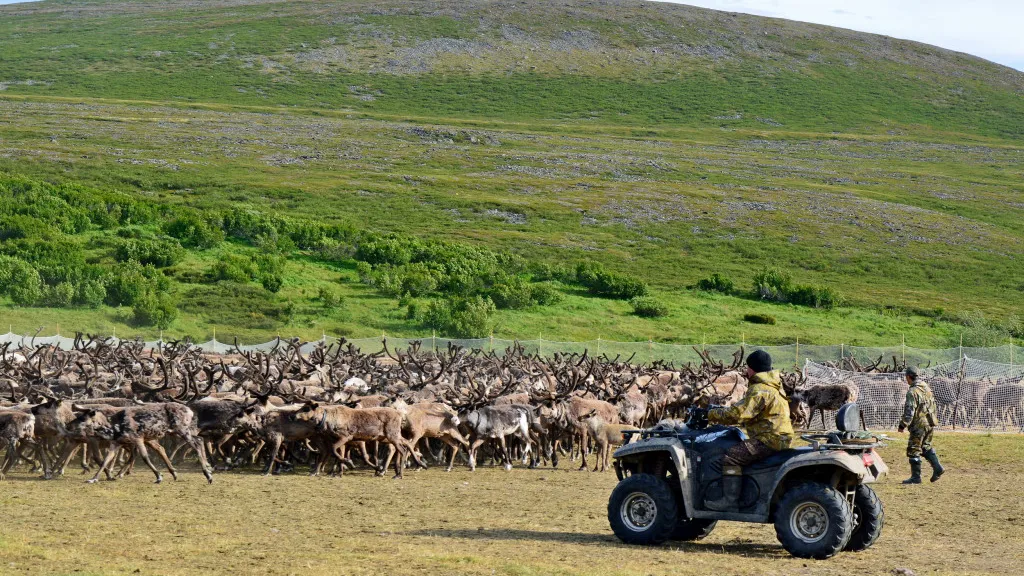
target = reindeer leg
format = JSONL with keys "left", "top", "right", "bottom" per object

{"left": 87, "top": 444, "right": 120, "bottom": 484}
{"left": 0, "top": 439, "right": 17, "bottom": 480}
{"left": 147, "top": 440, "right": 178, "bottom": 481}
{"left": 262, "top": 436, "right": 282, "bottom": 475}
{"left": 498, "top": 435, "right": 512, "bottom": 471}
{"left": 131, "top": 440, "right": 162, "bottom": 484}
{"left": 467, "top": 437, "right": 485, "bottom": 471}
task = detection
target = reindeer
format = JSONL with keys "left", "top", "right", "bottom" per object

{"left": 0, "top": 408, "right": 35, "bottom": 480}
{"left": 292, "top": 402, "right": 423, "bottom": 479}
{"left": 73, "top": 403, "right": 214, "bottom": 484}
{"left": 391, "top": 399, "right": 468, "bottom": 472}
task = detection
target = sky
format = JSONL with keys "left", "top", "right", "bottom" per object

{"left": 664, "top": 0, "right": 1024, "bottom": 71}
{"left": 0, "top": 0, "right": 1021, "bottom": 71}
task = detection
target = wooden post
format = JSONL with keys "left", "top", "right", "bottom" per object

{"left": 596, "top": 336, "right": 601, "bottom": 357}
{"left": 649, "top": 337, "right": 654, "bottom": 363}
{"left": 489, "top": 332, "right": 494, "bottom": 353}
{"left": 702, "top": 333, "right": 706, "bottom": 352}
{"left": 432, "top": 329, "right": 436, "bottom": 353}
{"left": 901, "top": 333, "right": 906, "bottom": 365}
{"left": 960, "top": 333, "right": 964, "bottom": 360}
{"left": 538, "top": 334, "right": 542, "bottom": 357}
{"left": 841, "top": 343, "right": 844, "bottom": 360}
{"left": 795, "top": 337, "right": 800, "bottom": 368}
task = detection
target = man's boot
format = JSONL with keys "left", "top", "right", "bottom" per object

{"left": 706, "top": 465, "right": 743, "bottom": 510}
{"left": 923, "top": 449, "right": 945, "bottom": 482}
{"left": 902, "top": 457, "right": 922, "bottom": 484}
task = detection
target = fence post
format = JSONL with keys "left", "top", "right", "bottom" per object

{"left": 960, "top": 333, "right": 964, "bottom": 360}
{"left": 538, "top": 334, "right": 542, "bottom": 357}
{"left": 795, "top": 337, "right": 800, "bottom": 368}
{"left": 840, "top": 343, "right": 844, "bottom": 361}
{"left": 901, "top": 333, "right": 906, "bottom": 365}
{"left": 432, "top": 330, "right": 436, "bottom": 354}
{"left": 489, "top": 332, "right": 494, "bottom": 353}
{"left": 596, "top": 337, "right": 601, "bottom": 357}
{"left": 649, "top": 337, "right": 654, "bottom": 364}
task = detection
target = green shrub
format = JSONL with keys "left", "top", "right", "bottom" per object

{"left": 753, "top": 267, "right": 792, "bottom": 302}
{"left": 164, "top": 212, "right": 224, "bottom": 249}
{"left": 318, "top": 286, "right": 344, "bottom": 310}
{"left": 0, "top": 256, "right": 42, "bottom": 306}
{"left": 631, "top": 296, "right": 669, "bottom": 318}
{"left": 421, "top": 296, "right": 495, "bottom": 338}
{"left": 589, "top": 270, "right": 648, "bottom": 300}
{"left": 355, "top": 237, "right": 414, "bottom": 266}
{"left": 490, "top": 275, "right": 533, "bottom": 309}
{"left": 572, "top": 261, "right": 648, "bottom": 300}
{"left": 104, "top": 260, "right": 164, "bottom": 307}
{"left": 115, "top": 237, "right": 184, "bottom": 268}
{"left": 260, "top": 274, "right": 283, "bottom": 293}
{"left": 529, "top": 281, "right": 563, "bottom": 306}
{"left": 132, "top": 290, "right": 178, "bottom": 329}
{"left": 958, "top": 310, "right": 1010, "bottom": 347}
{"left": 75, "top": 279, "right": 106, "bottom": 308}
{"left": 743, "top": 313, "right": 777, "bottom": 325}
{"left": 788, "top": 284, "right": 842, "bottom": 309}
{"left": 40, "top": 282, "right": 75, "bottom": 308}
{"left": 696, "top": 273, "right": 734, "bottom": 293}
{"left": 575, "top": 260, "right": 604, "bottom": 286}
{"left": 210, "top": 253, "right": 257, "bottom": 283}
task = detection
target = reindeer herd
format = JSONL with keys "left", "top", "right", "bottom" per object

{"left": 0, "top": 335, "right": 1018, "bottom": 484}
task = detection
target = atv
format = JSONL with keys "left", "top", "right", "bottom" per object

{"left": 607, "top": 403, "right": 888, "bottom": 559}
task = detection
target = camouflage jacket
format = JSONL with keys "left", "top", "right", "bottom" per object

{"left": 901, "top": 380, "right": 937, "bottom": 430}
{"left": 709, "top": 370, "right": 794, "bottom": 451}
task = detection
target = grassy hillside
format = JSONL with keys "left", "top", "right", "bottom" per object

{"left": 0, "top": 0, "right": 1021, "bottom": 346}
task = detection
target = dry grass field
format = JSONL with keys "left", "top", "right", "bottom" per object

{"left": 1, "top": 432, "right": 1022, "bottom": 576}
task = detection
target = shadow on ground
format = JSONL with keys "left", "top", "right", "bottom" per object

{"left": 404, "top": 528, "right": 786, "bottom": 557}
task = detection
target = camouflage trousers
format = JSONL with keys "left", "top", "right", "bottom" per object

{"left": 907, "top": 427, "right": 934, "bottom": 458}
{"left": 723, "top": 439, "right": 776, "bottom": 467}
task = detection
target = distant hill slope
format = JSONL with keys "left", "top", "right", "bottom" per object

{"left": 0, "top": 0, "right": 1020, "bottom": 345}
{"left": 0, "top": 0, "right": 1022, "bottom": 139}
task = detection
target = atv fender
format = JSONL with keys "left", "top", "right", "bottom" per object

{"left": 613, "top": 438, "right": 696, "bottom": 518}
{"left": 769, "top": 451, "right": 870, "bottom": 509}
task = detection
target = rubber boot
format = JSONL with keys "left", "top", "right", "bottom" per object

{"left": 902, "top": 457, "right": 922, "bottom": 484}
{"left": 706, "top": 465, "right": 743, "bottom": 511}
{"left": 923, "top": 449, "right": 945, "bottom": 482}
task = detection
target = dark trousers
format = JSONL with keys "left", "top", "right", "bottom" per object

{"left": 723, "top": 439, "right": 776, "bottom": 467}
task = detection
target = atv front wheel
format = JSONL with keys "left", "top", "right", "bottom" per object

{"left": 774, "top": 482, "right": 853, "bottom": 559}
{"left": 845, "top": 484, "right": 884, "bottom": 551}
{"left": 608, "top": 473, "right": 679, "bottom": 545}
{"left": 670, "top": 518, "right": 717, "bottom": 541}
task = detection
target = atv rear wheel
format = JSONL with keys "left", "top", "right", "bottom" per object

{"left": 670, "top": 518, "right": 717, "bottom": 541}
{"left": 608, "top": 473, "right": 679, "bottom": 545}
{"left": 844, "top": 484, "right": 884, "bottom": 551}
{"left": 774, "top": 482, "right": 853, "bottom": 559}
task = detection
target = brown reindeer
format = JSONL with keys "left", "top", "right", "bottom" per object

{"left": 292, "top": 402, "right": 423, "bottom": 479}
{"left": 391, "top": 399, "right": 469, "bottom": 472}
{"left": 0, "top": 408, "right": 35, "bottom": 480}
{"left": 73, "top": 403, "right": 213, "bottom": 484}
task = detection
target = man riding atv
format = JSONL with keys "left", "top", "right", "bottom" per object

{"left": 701, "top": 350, "right": 793, "bottom": 511}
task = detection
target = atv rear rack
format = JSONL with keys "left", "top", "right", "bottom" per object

{"left": 800, "top": 431, "right": 887, "bottom": 451}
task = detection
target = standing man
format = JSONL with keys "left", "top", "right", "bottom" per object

{"left": 703, "top": 350, "right": 794, "bottom": 510}
{"left": 898, "top": 366, "right": 945, "bottom": 484}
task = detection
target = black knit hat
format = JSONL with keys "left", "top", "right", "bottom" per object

{"left": 746, "top": 350, "right": 772, "bottom": 373}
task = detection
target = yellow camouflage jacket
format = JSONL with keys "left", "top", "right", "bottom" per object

{"left": 708, "top": 370, "right": 794, "bottom": 451}
{"left": 901, "top": 381, "right": 937, "bottom": 430}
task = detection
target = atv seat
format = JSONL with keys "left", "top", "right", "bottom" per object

{"left": 746, "top": 447, "right": 815, "bottom": 471}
